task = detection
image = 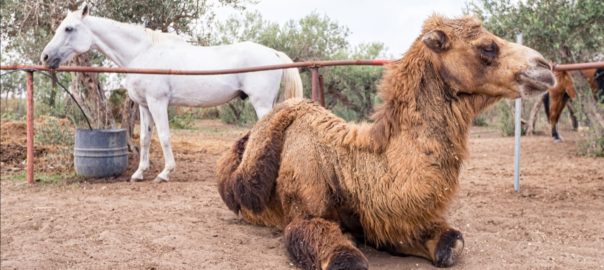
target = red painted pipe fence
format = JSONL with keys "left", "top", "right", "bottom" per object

{"left": 1, "top": 60, "right": 603, "bottom": 184}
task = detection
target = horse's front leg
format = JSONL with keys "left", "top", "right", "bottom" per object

{"left": 131, "top": 105, "right": 154, "bottom": 181}
{"left": 147, "top": 98, "right": 175, "bottom": 182}
{"left": 284, "top": 218, "right": 368, "bottom": 270}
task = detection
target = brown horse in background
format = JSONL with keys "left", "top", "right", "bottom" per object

{"left": 582, "top": 68, "right": 604, "bottom": 102}
{"left": 542, "top": 68, "right": 604, "bottom": 142}
{"left": 542, "top": 70, "right": 578, "bottom": 142}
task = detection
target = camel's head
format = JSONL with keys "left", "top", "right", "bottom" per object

{"left": 420, "top": 15, "right": 555, "bottom": 99}
{"left": 40, "top": 5, "right": 93, "bottom": 68}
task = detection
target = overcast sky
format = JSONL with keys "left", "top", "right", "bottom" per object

{"left": 215, "top": 0, "right": 470, "bottom": 57}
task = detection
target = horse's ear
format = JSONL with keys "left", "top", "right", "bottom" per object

{"left": 422, "top": 30, "right": 450, "bottom": 53}
{"left": 81, "top": 3, "right": 89, "bottom": 17}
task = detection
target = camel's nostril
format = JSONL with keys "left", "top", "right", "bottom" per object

{"left": 43, "top": 54, "right": 49, "bottom": 61}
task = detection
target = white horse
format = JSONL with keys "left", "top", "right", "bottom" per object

{"left": 41, "top": 5, "right": 303, "bottom": 182}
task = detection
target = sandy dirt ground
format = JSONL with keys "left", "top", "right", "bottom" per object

{"left": 1, "top": 120, "right": 603, "bottom": 270}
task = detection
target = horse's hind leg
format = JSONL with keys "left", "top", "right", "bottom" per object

{"left": 284, "top": 218, "right": 368, "bottom": 270}
{"left": 565, "top": 101, "right": 578, "bottom": 131}
{"left": 131, "top": 105, "right": 155, "bottom": 181}
{"left": 147, "top": 98, "right": 176, "bottom": 182}
{"left": 244, "top": 72, "right": 281, "bottom": 118}
{"left": 550, "top": 93, "right": 569, "bottom": 142}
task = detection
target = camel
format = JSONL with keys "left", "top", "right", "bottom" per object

{"left": 217, "top": 15, "right": 555, "bottom": 270}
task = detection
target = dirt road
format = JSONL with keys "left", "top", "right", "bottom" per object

{"left": 1, "top": 120, "right": 603, "bottom": 269}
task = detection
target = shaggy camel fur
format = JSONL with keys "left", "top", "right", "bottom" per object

{"left": 217, "top": 15, "right": 555, "bottom": 270}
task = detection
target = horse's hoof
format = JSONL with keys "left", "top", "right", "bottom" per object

{"left": 433, "top": 229, "right": 464, "bottom": 267}
{"left": 153, "top": 177, "right": 168, "bottom": 183}
{"left": 130, "top": 176, "right": 144, "bottom": 182}
{"left": 553, "top": 139, "right": 563, "bottom": 143}
{"left": 325, "top": 246, "right": 368, "bottom": 270}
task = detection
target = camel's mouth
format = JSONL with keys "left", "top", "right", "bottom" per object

{"left": 517, "top": 69, "right": 555, "bottom": 98}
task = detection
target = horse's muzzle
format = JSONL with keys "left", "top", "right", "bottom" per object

{"left": 42, "top": 56, "right": 61, "bottom": 69}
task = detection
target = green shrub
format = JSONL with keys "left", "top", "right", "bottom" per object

{"left": 34, "top": 117, "right": 75, "bottom": 173}
{"left": 473, "top": 112, "right": 489, "bottom": 127}
{"left": 35, "top": 117, "right": 74, "bottom": 146}
{"left": 168, "top": 107, "right": 196, "bottom": 129}
{"left": 578, "top": 127, "right": 604, "bottom": 157}
{"left": 496, "top": 101, "right": 515, "bottom": 136}
{"left": 1, "top": 111, "right": 25, "bottom": 121}
{"left": 219, "top": 99, "right": 257, "bottom": 125}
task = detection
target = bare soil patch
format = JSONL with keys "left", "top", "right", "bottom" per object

{"left": 1, "top": 120, "right": 603, "bottom": 269}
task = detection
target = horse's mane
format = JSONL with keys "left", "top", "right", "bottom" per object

{"left": 85, "top": 15, "right": 187, "bottom": 45}
{"left": 144, "top": 28, "right": 187, "bottom": 45}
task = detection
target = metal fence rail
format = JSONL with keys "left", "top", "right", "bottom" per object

{"left": 1, "top": 60, "right": 603, "bottom": 184}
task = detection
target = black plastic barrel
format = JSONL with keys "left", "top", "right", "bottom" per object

{"left": 74, "top": 128, "right": 128, "bottom": 178}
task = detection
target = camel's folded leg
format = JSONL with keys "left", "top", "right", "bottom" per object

{"left": 378, "top": 222, "right": 464, "bottom": 268}
{"left": 284, "top": 218, "right": 368, "bottom": 270}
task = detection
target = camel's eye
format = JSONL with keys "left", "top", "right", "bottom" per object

{"left": 65, "top": 26, "right": 74, "bottom": 33}
{"left": 479, "top": 42, "right": 498, "bottom": 57}
{"left": 478, "top": 42, "right": 498, "bottom": 65}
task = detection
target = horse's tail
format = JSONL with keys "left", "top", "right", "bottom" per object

{"left": 216, "top": 99, "right": 308, "bottom": 214}
{"left": 275, "top": 51, "right": 303, "bottom": 102}
{"left": 595, "top": 68, "right": 604, "bottom": 103}
{"left": 542, "top": 92, "right": 551, "bottom": 120}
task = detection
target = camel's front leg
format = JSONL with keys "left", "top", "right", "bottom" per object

{"left": 380, "top": 222, "right": 464, "bottom": 267}
{"left": 147, "top": 98, "right": 175, "bottom": 182}
{"left": 284, "top": 218, "right": 368, "bottom": 270}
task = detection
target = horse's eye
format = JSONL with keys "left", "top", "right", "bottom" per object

{"left": 65, "top": 26, "right": 74, "bottom": 33}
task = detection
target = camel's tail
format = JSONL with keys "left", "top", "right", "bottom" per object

{"left": 217, "top": 99, "right": 310, "bottom": 214}
{"left": 216, "top": 132, "right": 250, "bottom": 213}
{"left": 275, "top": 51, "right": 304, "bottom": 102}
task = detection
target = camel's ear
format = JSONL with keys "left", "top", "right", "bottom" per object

{"left": 81, "top": 4, "right": 89, "bottom": 17}
{"left": 422, "top": 30, "right": 450, "bottom": 53}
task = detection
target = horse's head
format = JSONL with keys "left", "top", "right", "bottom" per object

{"left": 420, "top": 15, "right": 555, "bottom": 99}
{"left": 40, "top": 5, "right": 92, "bottom": 68}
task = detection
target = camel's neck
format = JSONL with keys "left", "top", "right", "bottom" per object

{"left": 371, "top": 45, "right": 499, "bottom": 169}
{"left": 83, "top": 16, "right": 152, "bottom": 67}
{"left": 349, "top": 45, "right": 503, "bottom": 245}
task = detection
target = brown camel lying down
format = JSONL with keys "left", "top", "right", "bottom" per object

{"left": 217, "top": 15, "right": 555, "bottom": 270}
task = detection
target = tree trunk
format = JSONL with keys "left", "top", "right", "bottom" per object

{"left": 121, "top": 98, "right": 139, "bottom": 154}
{"left": 526, "top": 92, "right": 546, "bottom": 136}
{"left": 71, "top": 53, "right": 112, "bottom": 129}
{"left": 227, "top": 103, "right": 242, "bottom": 122}
{"left": 506, "top": 99, "right": 528, "bottom": 132}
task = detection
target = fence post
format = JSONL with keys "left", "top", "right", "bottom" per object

{"left": 26, "top": 71, "right": 35, "bottom": 184}
{"left": 311, "top": 67, "right": 320, "bottom": 103}
{"left": 318, "top": 74, "right": 325, "bottom": 106}
{"left": 514, "top": 33, "right": 523, "bottom": 192}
